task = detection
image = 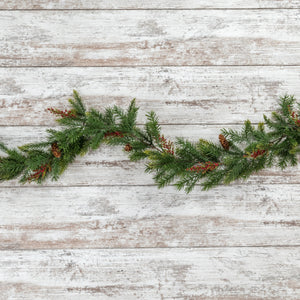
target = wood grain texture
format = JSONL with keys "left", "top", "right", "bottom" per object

{"left": 2, "top": 0, "right": 300, "bottom": 9}
{"left": 1, "top": 66, "right": 300, "bottom": 125}
{"left": 0, "top": 184, "right": 299, "bottom": 249}
{"left": 1, "top": 3, "right": 300, "bottom": 299}
{"left": 0, "top": 248, "right": 299, "bottom": 299}
{"left": 0, "top": 126, "right": 299, "bottom": 187}
{"left": 1, "top": 10, "right": 300, "bottom": 67}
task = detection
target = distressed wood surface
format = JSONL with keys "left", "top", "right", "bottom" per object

{"left": 2, "top": 0, "right": 300, "bottom": 9}
{"left": 0, "top": 185, "right": 299, "bottom": 250}
{"left": 1, "top": 66, "right": 300, "bottom": 125}
{"left": 1, "top": 2, "right": 300, "bottom": 299}
{"left": 0, "top": 248, "right": 299, "bottom": 299}
{"left": 1, "top": 10, "right": 300, "bottom": 67}
{"left": 0, "top": 126, "right": 299, "bottom": 187}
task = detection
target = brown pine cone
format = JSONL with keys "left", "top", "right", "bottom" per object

{"left": 124, "top": 144, "right": 133, "bottom": 152}
{"left": 51, "top": 142, "right": 62, "bottom": 158}
{"left": 219, "top": 134, "right": 230, "bottom": 150}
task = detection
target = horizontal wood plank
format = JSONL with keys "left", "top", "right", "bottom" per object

{"left": 0, "top": 184, "right": 299, "bottom": 249}
{"left": 0, "top": 66, "right": 300, "bottom": 125}
{"left": 2, "top": 0, "right": 300, "bottom": 9}
{"left": 0, "top": 126, "right": 299, "bottom": 187}
{"left": 0, "top": 248, "right": 299, "bottom": 299}
{"left": 1, "top": 10, "right": 299, "bottom": 66}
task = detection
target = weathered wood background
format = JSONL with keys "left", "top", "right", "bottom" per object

{"left": 0, "top": 1, "right": 299, "bottom": 299}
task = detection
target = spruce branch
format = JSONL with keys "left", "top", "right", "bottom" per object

{"left": 0, "top": 92, "right": 299, "bottom": 193}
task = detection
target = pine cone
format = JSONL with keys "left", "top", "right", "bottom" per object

{"left": 51, "top": 142, "right": 61, "bottom": 158}
{"left": 124, "top": 144, "right": 133, "bottom": 152}
{"left": 219, "top": 134, "right": 230, "bottom": 150}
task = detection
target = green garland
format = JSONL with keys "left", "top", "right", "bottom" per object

{"left": 0, "top": 91, "right": 299, "bottom": 193}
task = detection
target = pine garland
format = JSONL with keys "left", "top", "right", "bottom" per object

{"left": 0, "top": 91, "right": 299, "bottom": 193}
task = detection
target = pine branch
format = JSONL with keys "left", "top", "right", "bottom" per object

{"left": 0, "top": 93, "right": 299, "bottom": 193}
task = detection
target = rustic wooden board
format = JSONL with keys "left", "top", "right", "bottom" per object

{"left": 1, "top": 3, "right": 299, "bottom": 299}
{"left": 1, "top": 66, "right": 300, "bottom": 125}
{"left": 2, "top": 0, "right": 300, "bottom": 9}
{"left": 0, "top": 248, "right": 299, "bottom": 299}
{"left": 0, "top": 184, "right": 299, "bottom": 249}
{"left": 1, "top": 10, "right": 300, "bottom": 67}
{"left": 0, "top": 125, "right": 299, "bottom": 187}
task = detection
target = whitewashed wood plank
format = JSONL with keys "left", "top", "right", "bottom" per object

{"left": 0, "top": 184, "right": 299, "bottom": 249}
{"left": 2, "top": 0, "right": 300, "bottom": 9}
{"left": 0, "top": 125, "right": 299, "bottom": 187}
{"left": 0, "top": 66, "right": 300, "bottom": 125}
{"left": 0, "top": 248, "right": 299, "bottom": 299}
{"left": 1, "top": 10, "right": 299, "bottom": 66}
